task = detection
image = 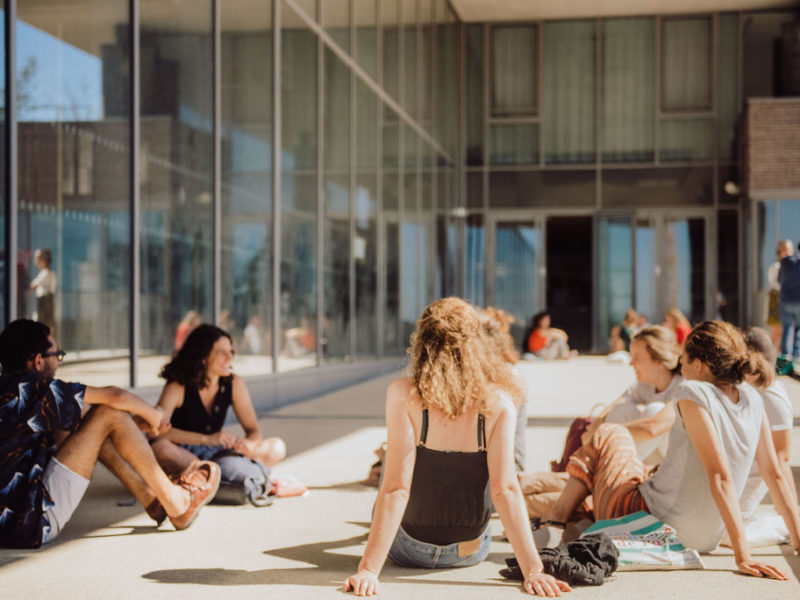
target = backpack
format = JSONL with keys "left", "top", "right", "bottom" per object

{"left": 210, "top": 450, "right": 274, "bottom": 507}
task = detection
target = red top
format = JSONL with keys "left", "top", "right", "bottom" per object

{"left": 675, "top": 322, "right": 692, "bottom": 345}
{"left": 528, "top": 328, "right": 548, "bottom": 353}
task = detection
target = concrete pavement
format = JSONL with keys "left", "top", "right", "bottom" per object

{"left": 2, "top": 357, "right": 799, "bottom": 599}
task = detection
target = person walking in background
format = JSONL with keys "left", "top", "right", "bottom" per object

{"left": 767, "top": 240, "right": 793, "bottom": 349}
{"left": 29, "top": 248, "right": 56, "bottom": 329}
{"left": 778, "top": 241, "right": 800, "bottom": 372}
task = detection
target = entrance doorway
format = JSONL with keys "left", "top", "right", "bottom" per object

{"left": 546, "top": 217, "right": 593, "bottom": 351}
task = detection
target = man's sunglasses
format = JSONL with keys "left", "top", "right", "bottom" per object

{"left": 41, "top": 349, "right": 66, "bottom": 362}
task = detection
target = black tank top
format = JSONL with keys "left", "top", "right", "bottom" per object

{"left": 170, "top": 376, "right": 233, "bottom": 436}
{"left": 400, "top": 408, "right": 491, "bottom": 545}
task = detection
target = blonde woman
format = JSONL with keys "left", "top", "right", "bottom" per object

{"left": 663, "top": 308, "right": 692, "bottom": 346}
{"left": 584, "top": 326, "right": 683, "bottom": 462}
{"left": 343, "top": 298, "right": 570, "bottom": 597}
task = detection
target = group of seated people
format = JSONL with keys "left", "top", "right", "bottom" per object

{"left": 0, "top": 319, "right": 285, "bottom": 548}
{"left": 2, "top": 298, "right": 800, "bottom": 597}
{"left": 610, "top": 307, "right": 693, "bottom": 352}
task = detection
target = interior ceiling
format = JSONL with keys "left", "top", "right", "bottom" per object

{"left": 450, "top": 0, "right": 799, "bottom": 21}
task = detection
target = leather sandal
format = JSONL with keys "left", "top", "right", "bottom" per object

{"left": 169, "top": 460, "right": 221, "bottom": 531}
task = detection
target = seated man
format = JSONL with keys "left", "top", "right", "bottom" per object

{"left": 0, "top": 319, "right": 221, "bottom": 549}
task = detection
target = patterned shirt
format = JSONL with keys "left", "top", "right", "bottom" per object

{"left": 0, "top": 371, "right": 85, "bottom": 548}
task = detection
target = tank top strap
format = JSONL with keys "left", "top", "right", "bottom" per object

{"left": 419, "top": 408, "right": 429, "bottom": 447}
{"left": 478, "top": 414, "right": 486, "bottom": 451}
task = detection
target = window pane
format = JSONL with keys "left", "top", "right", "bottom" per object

{"left": 18, "top": 0, "right": 131, "bottom": 386}
{"left": 602, "top": 168, "right": 713, "bottom": 208}
{"left": 354, "top": 0, "right": 377, "bottom": 78}
{"left": 489, "top": 170, "right": 595, "bottom": 208}
{"left": 403, "top": 0, "right": 417, "bottom": 118}
{"left": 717, "top": 14, "right": 738, "bottom": 160}
{"left": 717, "top": 211, "right": 739, "bottom": 323}
{"left": 466, "top": 171, "right": 483, "bottom": 208}
{"left": 355, "top": 175, "right": 377, "bottom": 359}
{"left": 382, "top": 0, "right": 400, "bottom": 104}
{"left": 659, "top": 119, "right": 714, "bottom": 162}
{"left": 492, "top": 26, "right": 537, "bottom": 115}
{"left": 280, "top": 1, "right": 318, "bottom": 371}
{"left": 490, "top": 123, "right": 539, "bottom": 165}
{"left": 322, "top": 0, "right": 350, "bottom": 51}
{"left": 544, "top": 20, "right": 595, "bottom": 164}
{"left": 465, "top": 214, "right": 485, "bottom": 307}
{"left": 603, "top": 18, "right": 655, "bottom": 163}
{"left": 0, "top": 5, "right": 5, "bottom": 326}
{"left": 221, "top": 0, "right": 273, "bottom": 372}
{"left": 662, "top": 18, "right": 711, "bottom": 111}
{"left": 596, "top": 218, "right": 632, "bottom": 351}
{"left": 466, "top": 25, "right": 484, "bottom": 166}
{"left": 742, "top": 11, "right": 800, "bottom": 100}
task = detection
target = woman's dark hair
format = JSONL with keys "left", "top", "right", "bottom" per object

{"left": 0, "top": 319, "right": 52, "bottom": 373}
{"left": 160, "top": 323, "right": 232, "bottom": 389}
{"left": 520, "top": 312, "right": 549, "bottom": 353}
{"left": 684, "top": 321, "right": 773, "bottom": 388}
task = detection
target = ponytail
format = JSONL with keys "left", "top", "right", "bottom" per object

{"left": 741, "top": 352, "right": 774, "bottom": 389}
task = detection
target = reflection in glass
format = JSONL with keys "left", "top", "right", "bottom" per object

{"left": 662, "top": 18, "right": 711, "bottom": 111}
{"left": 221, "top": 0, "right": 273, "bottom": 374}
{"left": 491, "top": 26, "right": 537, "bottom": 115}
{"left": 544, "top": 20, "right": 595, "bottom": 164}
{"left": 280, "top": 2, "right": 318, "bottom": 371}
{"left": 634, "top": 219, "right": 656, "bottom": 323}
{"left": 494, "top": 221, "right": 540, "bottom": 349}
{"left": 401, "top": 169, "right": 419, "bottom": 347}
{"left": 465, "top": 215, "right": 485, "bottom": 307}
{"left": 17, "top": 1, "right": 131, "bottom": 386}
{"left": 596, "top": 218, "right": 632, "bottom": 351}
{"left": 602, "top": 18, "right": 654, "bottom": 163}
{"left": 139, "top": 0, "right": 212, "bottom": 377}
{"left": 384, "top": 172, "right": 400, "bottom": 356}
{"left": 490, "top": 124, "right": 539, "bottom": 166}
{"left": 659, "top": 119, "right": 713, "bottom": 162}
{"left": 663, "top": 218, "right": 705, "bottom": 324}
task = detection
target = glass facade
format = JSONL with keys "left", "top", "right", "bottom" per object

{"left": 1, "top": 3, "right": 797, "bottom": 384}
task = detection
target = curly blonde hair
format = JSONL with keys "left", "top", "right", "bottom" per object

{"left": 409, "top": 297, "right": 521, "bottom": 418}
{"left": 483, "top": 307, "right": 520, "bottom": 364}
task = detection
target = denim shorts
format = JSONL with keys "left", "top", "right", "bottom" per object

{"left": 388, "top": 524, "right": 491, "bottom": 569}
{"left": 178, "top": 443, "right": 224, "bottom": 461}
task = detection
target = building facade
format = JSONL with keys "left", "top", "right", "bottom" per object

{"left": 1, "top": 1, "right": 799, "bottom": 400}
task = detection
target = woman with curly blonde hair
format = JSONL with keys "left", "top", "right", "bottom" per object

{"left": 344, "top": 298, "right": 570, "bottom": 597}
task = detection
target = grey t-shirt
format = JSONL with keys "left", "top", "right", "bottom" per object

{"left": 621, "top": 374, "right": 684, "bottom": 406}
{"left": 739, "top": 380, "right": 793, "bottom": 515}
{"left": 639, "top": 380, "right": 764, "bottom": 552}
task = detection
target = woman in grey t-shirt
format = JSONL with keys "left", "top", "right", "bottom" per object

{"left": 543, "top": 321, "right": 800, "bottom": 580}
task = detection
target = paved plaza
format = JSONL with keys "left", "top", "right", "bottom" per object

{"left": 2, "top": 357, "right": 799, "bottom": 599}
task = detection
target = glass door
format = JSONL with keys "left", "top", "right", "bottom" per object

{"left": 486, "top": 216, "right": 545, "bottom": 348}
{"left": 595, "top": 216, "right": 633, "bottom": 350}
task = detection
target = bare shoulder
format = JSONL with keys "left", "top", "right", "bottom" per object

{"left": 485, "top": 387, "right": 516, "bottom": 432}
{"left": 230, "top": 373, "right": 248, "bottom": 393}
{"left": 158, "top": 381, "right": 185, "bottom": 407}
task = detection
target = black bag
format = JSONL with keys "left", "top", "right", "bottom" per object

{"left": 210, "top": 451, "right": 274, "bottom": 507}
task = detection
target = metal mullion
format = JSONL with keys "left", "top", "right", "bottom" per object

{"left": 482, "top": 24, "right": 489, "bottom": 212}
{"left": 316, "top": 0, "right": 324, "bottom": 367}
{"left": 4, "top": 0, "right": 17, "bottom": 326}
{"left": 349, "top": 15, "right": 357, "bottom": 360}
{"left": 396, "top": 121, "right": 405, "bottom": 356}
{"left": 128, "top": 0, "right": 140, "bottom": 387}
{"left": 212, "top": 0, "right": 222, "bottom": 324}
{"left": 376, "top": 0, "right": 385, "bottom": 358}
{"left": 595, "top": 18, "right": 602, "bottom": 209}
{"left": 271, "top": 0, "right": 282, "bottom": 371}
{"left": 654, "top": 16, "right": 661, "bottom": 165}
{"left": 487, "top": 115, "right": 540, "bottom": 125}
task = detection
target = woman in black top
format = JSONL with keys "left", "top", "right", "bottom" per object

{"left": 151, "top": 324, "right": 286, "bottom": 476}
{"left": 343, "top": 298, "right": 570, "bottom": 597}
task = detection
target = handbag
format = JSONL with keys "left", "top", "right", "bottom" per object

{"left": 210, "top": 450, "right": 274, "bottom": 507}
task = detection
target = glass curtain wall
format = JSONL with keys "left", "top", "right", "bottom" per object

{"left": 0, "top": 1, "right": 5, "bottom": 325}
{"left": 221, "top": 0, "right": 273, "bottom": 372}
{"left": 280, "top": 2, "right": 318, "bottom": 371}
{"left": 18, "top": 0, "right": 131, "bottom": 386}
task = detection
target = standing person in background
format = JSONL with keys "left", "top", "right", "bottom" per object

{"left": 29, "top": 249, "right": 56, "bottom": 329}
{"left": 767, "top": 240, "right": 793, "bottom": 349}
{"left": 663, "top": 308, "right": 691, "bottom": 346}
{"left": 778, "top": 242, "right": 800, "bottom": 372}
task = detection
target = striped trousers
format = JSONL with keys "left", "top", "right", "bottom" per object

{"left": 567, "top": 423, "right": 650, "bottom": 521}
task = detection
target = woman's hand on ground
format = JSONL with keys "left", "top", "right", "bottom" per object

{"left": 343, "top": 570, "right": 379, "bottom": 596}
{"left": 737, "top": 559, "right": 789, "bottom": 580}
{"left": 524, "top": 572, "right": 571, "bottom": 596}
